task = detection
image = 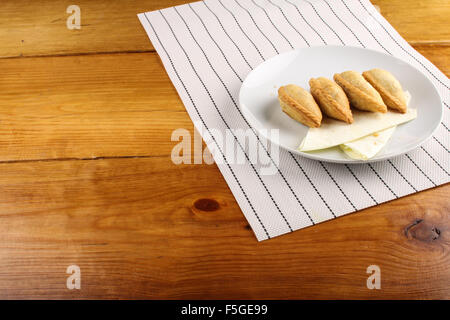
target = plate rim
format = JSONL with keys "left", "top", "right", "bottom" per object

{"left": 238, "top": 45, "right": 443, "bottom": 164}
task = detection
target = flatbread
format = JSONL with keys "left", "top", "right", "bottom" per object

{"left": 299, "top": 108, "right": 417, "bottom": 151}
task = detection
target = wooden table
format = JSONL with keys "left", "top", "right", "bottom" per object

{"left": 0, "top": 0, "right": 448, "bottom": 299}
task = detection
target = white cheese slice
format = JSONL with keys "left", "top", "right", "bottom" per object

{"left": 298, "top": 108, "right": 417, "bottom": 152}
{"left": 340, "top": 126, "right": 396, "bottom": 160}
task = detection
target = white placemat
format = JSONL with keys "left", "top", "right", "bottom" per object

{"left": 138, "top": 0, "right": 449, "bottom": 241}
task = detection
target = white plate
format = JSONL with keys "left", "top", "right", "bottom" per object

{"left": 239, "top": 46, "right": 443, "bottom": 163}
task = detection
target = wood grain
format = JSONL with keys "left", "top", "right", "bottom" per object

{"left": 0, "top": 0, "right": 448, "bottom": 58}
{"left": 0, "top": 157, "right": 448, "bottom": 299}
{"left": 0, "top": 0, "right": 448, "bottom": 299}
{"left": 0, "top": 45, "right": 447, "bottom": 162}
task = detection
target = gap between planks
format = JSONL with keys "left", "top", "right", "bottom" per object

{"left": 0, "top": 42, "right": 448, "bottom": 60}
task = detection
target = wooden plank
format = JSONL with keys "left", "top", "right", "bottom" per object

{"left": 0, "top": 0, "right": 448, "bottom": 300}
{"left": 414, "top": 44, "right": 450, "bottom": 76}
{"left": 0, "top": 0, "right": 187, "bottom": 58}
{"left": 0, "top": 0, "right": 448, "bottom": 58}
{"left": 0, "top": 52, "right": 189, "bottom": 160}
{"left": 0, "top": 157, "right": 448, "bottom": 299}
{"left": 0, "top": 46, "right": 448, "bottom": 162}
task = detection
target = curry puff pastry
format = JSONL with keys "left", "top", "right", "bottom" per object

{"left": 278, "top": 84, "right": 322, "bottom": 128}
{"left": 334, "top": 71, "right": 387, "bottom": 113}
{"left": 363, "top": 69, "right": 407, "bottom": 113}
{"left": 309, "top": 77, "right": 353, "bottom": 124}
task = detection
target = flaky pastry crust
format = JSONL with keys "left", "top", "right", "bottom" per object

{"left": 278, "top": 84, "right": 322, "bottom": 128}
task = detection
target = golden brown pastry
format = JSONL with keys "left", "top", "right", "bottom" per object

{"left": 278, "top": 84, "right": 322, "bottom": 128}
{"left": 363, "top": 68, "right": 407, "bottom": 113}
{"left": 309, "top": 77, "right": 353, "bottom": 124}
{"left": 334, "top": 71, "right": 387, "bottom": 113}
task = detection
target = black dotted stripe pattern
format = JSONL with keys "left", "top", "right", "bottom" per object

{"left": 319, "top": 162, "right": 358, "bottom": 211}
{"left": 345, "top": 165, "right": 378, "bottom": 205}
{"left": 339, "top": 0, "right": 445, "bottom": 191}
{"left": 217, "top": 0, "right": 266, "bottom": 61}
{"left": 368, "top": 164, "right": 398, "bottom": 198}
{"left": 218, "top": 0, "right": 396, "bottom": 213}
{"left": 323, "top": 0, "right": 364, "bottom": 46}
{"left": 202, "top": 1, "right": 253, "bottom": 70}
{"left": 358, "top": 0, "right": 450, "bottom": 91}
{"left": 432, "top": 136, "right": 449, "bottom": 154}
{"left": 387, "top": 160, "right": 418, "bottom": 192}
{"left": 250, "top": 0, "right": 294, "bottom": 49}
{"left": 284, "top": 0, "right": 327, "bottom": 45}
{"left": 188, "top": 4, "right": 243, "bottom": 82}
{"left": 301, "top": 0, "right": 345, "bottom": 45}
{"left": 173, "top": 6, "right": 317, "bottom": 225}
{"left": 267, "top": 0, "right": 310, "bottom": 47}
{"left": 420, "top": 146, "right": 449, "bottom": 177}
